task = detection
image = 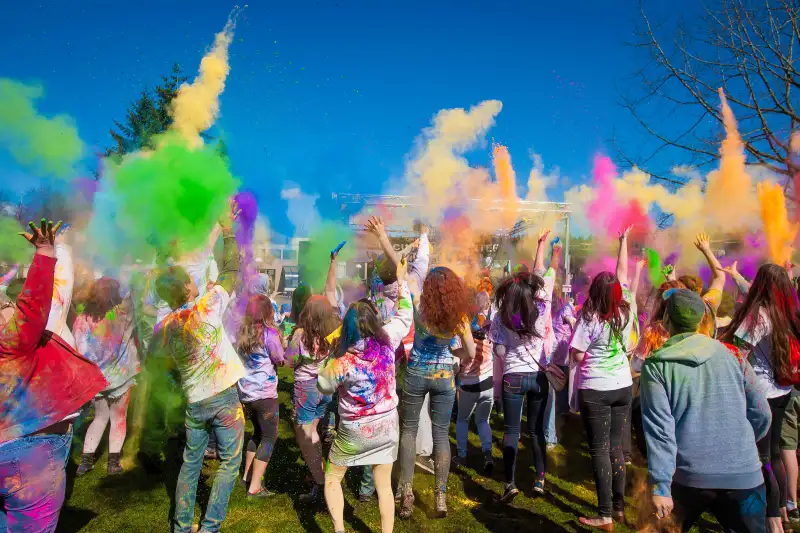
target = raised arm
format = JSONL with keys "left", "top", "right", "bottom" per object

{"left": 408, "top": 225, "right": 430, "bottom": 299}
{"left": 365, "top": 216, "right": 399, "bottom": 272}
{"left": 631, "top": 258, "right": 646, "bottom": 298}
{"left": 46, "top": 242, "right": 74, "bottom": 340}
{"left": 616, "top": 226, "right": 631, "bottom": 286}
{"left": 452, "top": 318, "right": 477, "bottom": 362}
{"left": 215, "top": 201, "right": 240, "bottom": 295}
{"left": 324, "top": 248, "right": 340, "bottom": 308}
{"left": 548, "top": 239, "right": 563, "bottom": 273}
{"left": 694, "top": 233, "right": 725, "bottom": 295}
{"left": 723, "top": 261, "right": 751, "bottom": 295}
{"left": 2, "top": 220, "right": 61, "bottom": 355}
{"left": 383, "top": 259, "right": 413, "bottom": 350}
{"left": 533, "top": 229, "right": 551, "bottom": 275}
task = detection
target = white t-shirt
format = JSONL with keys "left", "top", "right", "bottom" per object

{"left": 489, "top": 269, "right": 555, "bottom": 375}
{"left": 154, "top": 252, "right": 219, "bottom": 324}
{"left": 570, "top": 284, "right": 636, "bottom": 391}
{"left": 734, "top": 307, "right": 792, "bottom": 399}
{"left": 158, "top": 285, "right": 246, "bottom": 404}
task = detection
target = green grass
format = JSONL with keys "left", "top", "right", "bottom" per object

{"left": 57, "top": 371, "right": 699, "bottom": 533}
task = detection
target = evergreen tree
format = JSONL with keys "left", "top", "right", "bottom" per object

{"left": 106, "top": 63, "right": 188, "bottom": 156}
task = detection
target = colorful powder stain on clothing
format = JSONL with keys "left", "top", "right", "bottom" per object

{"left": 757, "top": 181, "right": 797, "bottom": 264}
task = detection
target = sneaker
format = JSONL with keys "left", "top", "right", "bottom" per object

{"left": 533, "top": 477, "right": 545, "bottom": 495}
{"left": 358, "top": 492, "right": 375, "bottom": 503}
{"left": 415, "top": 456, "right": 435, "bottom": 475}
{"left": 75, "top": 453, "right": 95, "bottom": 477}
{"left": 434, "top": 491, "right": 447, "bottom": 518}
{"left": 546, "top": 443, "right": 558, "bottom": 451}
{"left": 299, "top": 483, "right": 323, "bottom": 505}
{"left": 107, "top": 453, "right": 123, "bottom": 475}
{"left": 247, "top": 486, "right": 274, "bottom": 499}
{"left": 452, "top": 455, "right": 466, "bottom": 468}
{"left": 789, "top": 508, "right": 800, "bottom": 523}
{"left": 500, "top": 483, "right": 520, "bottom": 504}
{"left": 399, "top": 491, "right": 415, "bottom": 519}
{"left": 483, "top": 453, "right": 494, "bottom": 475}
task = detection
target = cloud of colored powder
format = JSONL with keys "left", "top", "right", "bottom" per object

{"left": 0, "top": 217, "right": 30, "bottom": 264}
{"left": 757, "top": 181, "right": 796, "bottom": 264}
{"left": 169, "top": 13, "right": 238, "bottom": 147}
{"left": 0, "top": 78, "right": 85, "bottom": 180}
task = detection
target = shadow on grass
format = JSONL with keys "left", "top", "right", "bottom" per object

{"left": 56, "top": 507, "right": 98, "bottom": 533}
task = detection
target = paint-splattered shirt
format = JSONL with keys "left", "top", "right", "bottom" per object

{"left": 287, "top": 328, "right": 329, "bottom": 383}
{"left": 734, "top": 307, "right": 792, "bottom": 399}
{"left": 46, "top": 244, "right": 75, "bottom": 348}
{"left": 571, "top": 284, "right": 637, "bottom": 391}
{"left": 318, "top": 282, "right": 413, "bottom": 422}
{"left": 73, "top": 301, "right": 140, "bottom": 393}
{"left": 551, "top": 299, "right": 576, "bottom": 367}
{"left": 489, "top": 268, "right": 556, "bottom": 375}
{"left": 155, "top": 285, "right": 246, "bottom": 404}
{"left": 237, "top": 327, "right": 285, "bottom": 402}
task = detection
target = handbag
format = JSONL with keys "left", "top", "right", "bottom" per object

{"left": 524, "top": 345, "right": 567, "bottom": 392}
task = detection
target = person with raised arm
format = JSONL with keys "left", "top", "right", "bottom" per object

{"left": 152, "top": 202, "right": 247, "bottom": 533}
{"left": 317, "top": 256, "right": 414, "bottom": 533}
{"left": 491, "top": 229, "right": 559, "bottom": 502}
{"left": 570, "top": 226, "right": 638, "bottom": 531}
{"left": 0, "top": 219, "right": 106, "bottom": 532}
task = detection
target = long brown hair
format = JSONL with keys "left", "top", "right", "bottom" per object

{"left": 83, "top": 277, "right": 123, "bottom": 321}
{"left": 420, "top": 266, "right": 470, "bottom": 335}
{"left": 298, "top": 295, "right": 342, "bottom": 357}
{"left": 236, "top": 294, "right": 275, "bottom": 356}
{"left": 722, "top": 263, "right": 800, "bottom": 380}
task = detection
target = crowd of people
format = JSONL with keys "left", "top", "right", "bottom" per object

{"left": 0, "top": 207, "right": 798, "bottom": 533}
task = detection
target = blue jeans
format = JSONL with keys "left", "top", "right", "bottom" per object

{"left": 359, "top": 466, "right": 375, "bottom": 497}
{"left": 174, "top": 387, "right": 244, "bottom": 533}
{"left": 398, "top": 367, "right": 456, "bottom": 494}
{"left": 0, "top": 428, "right": 72, "bottom": 533}
{"left": 456, "top": 386, "right": 494, "bottom": 456}
{"left": 544, "top": 386, "right": 557, "bottom": 445}
{"left": 672, "top": 483, "right": 766, "bottom": 533}
{"left": 502, "top": 372, "right": 549, "bottom": 485}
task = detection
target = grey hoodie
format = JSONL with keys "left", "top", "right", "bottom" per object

{"left": 641, "top": 332, "right": 770, "bottom": 497}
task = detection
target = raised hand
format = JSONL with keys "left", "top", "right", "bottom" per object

{"left": 537, "top": 228, "right": 551, "bottom": 243}
{"left": 20, "top": 219, "right": 62, "bottom": 250}
{"left": 723, "top": 261, "right": 739, "bottom": 277}
{"left": 618, "top": 225, "right": 633, "bottom": 241}
{"left": 365, "top": 216, "right": 386, "bottom": 236}
{"left": 636, "top": 258, "right": 647, "bottom": 271}
{"left": 219, "top": 198, "right": 240, "bottom": 232}
{"left": 694, "top": 232, "right": 712, "bottom": 251}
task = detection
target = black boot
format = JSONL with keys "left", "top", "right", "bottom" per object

{"left": 107, "top": 453, "right": 123, "bottom": 475}
{"left": 76, "top": 453, "right": 95, "bottom": 476}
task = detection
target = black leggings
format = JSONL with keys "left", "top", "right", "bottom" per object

{"left": 579, "top": 386, "right": 632, "bottom": 517}
{"left": 757, "top": 394, "right": 790, "bottom": 518}
{"left": 245, "top": 398, "right": 279, "bottom": 463}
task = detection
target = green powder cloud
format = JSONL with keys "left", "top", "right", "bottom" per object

{"left": 0, "top": 217, "right": 30, "bottom": 264}
{"left": 95, "top": 132, "right": 239, "bottom": 262}
{"left": 0, "top": 79, "right": 85, "bottom": 179}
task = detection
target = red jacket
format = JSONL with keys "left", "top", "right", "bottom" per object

{"left": 0, "top": 253, "right": 106, "bottom": 444}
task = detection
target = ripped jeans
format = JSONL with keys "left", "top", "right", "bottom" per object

{"left": 173, "top": 386, "right": 244, "bottom": 533}
{"left": 398, "top": 367, "right": 456, "bottom": 495}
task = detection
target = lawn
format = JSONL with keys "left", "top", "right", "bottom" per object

{"left": 56, "top": 369, "right": 698, "bottom": 533}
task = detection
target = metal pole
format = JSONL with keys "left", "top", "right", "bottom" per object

{"left": 564, "top": 215, "right": 572, "bottom": 295}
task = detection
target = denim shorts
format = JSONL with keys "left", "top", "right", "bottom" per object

{"left": 293, "top": 378, "right": 332, "bottom": 425}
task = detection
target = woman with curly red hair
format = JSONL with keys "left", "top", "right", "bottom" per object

{"left": 397, "top": 265, "right": 476, "bottom": 519}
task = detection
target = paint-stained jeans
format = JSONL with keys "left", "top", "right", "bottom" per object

{"left": 0, "top": 428, "right": 72, "bottom": 533}
{"left": 503, "top": 372, "right": 549, "bottom": 484}
{"left": 173, "top": 386, "right": 244, "bottom": 533}
{"left": 672, "top": 483, "right": 767, "bottom": 533}
{"left": 579, "top": 386, "right": 632, "bottom": 518}
{"left": 398, "top": 367, "right": 456, "bottom": 495}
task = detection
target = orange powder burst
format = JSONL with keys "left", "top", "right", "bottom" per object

{"left": 757, "top": 180, "right": 797, "bottom": 264}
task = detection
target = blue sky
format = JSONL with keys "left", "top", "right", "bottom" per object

{"left": 0, "top": 0, "right": 698, "bottom": 237}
